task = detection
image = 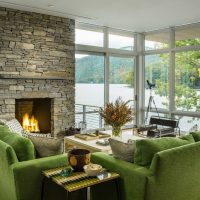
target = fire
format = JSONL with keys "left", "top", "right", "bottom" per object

{"left": 22, "top": 113, "right": 40, "bottom": 133}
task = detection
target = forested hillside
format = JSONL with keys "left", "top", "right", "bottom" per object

{"left": 76, "top": 55, "right": 158, "bottom": 84}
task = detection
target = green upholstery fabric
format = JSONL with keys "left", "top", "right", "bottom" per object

{"left": 147, "top": 142, "right": 200, "bottom": 200}
{"left": 0, "top": 140, "right": 18, "bottom": 200}
{"left": 179, "top": 133, "right": 195, "bottom": 142}
{"left": 0, "top": 125, "right": 35, "bottom": 161}
{"left": 134, "top": 136, "right": 194, "bottom": 166}
{"left": 91, "top": 152, "right": 151, "bottom": 200}
{"left": 91, "top": 142, "right": 200, "bottom": 200}
{"left": 190, "top": 131, "right": 200, "bottom": 142}
{"left": 12, "top": 154, "right": 68, "bottom": 200}
{"left": 0, "top": 125, "right": 84, "bottom": 200}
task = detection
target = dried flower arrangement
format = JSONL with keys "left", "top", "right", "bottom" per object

{"left": 100, "top": 97, "right": 134, "bottom": 137}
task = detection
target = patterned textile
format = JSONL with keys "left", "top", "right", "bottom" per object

{"left": 22, "top": 132, "right": 51, "bottom": 138}
{"left": 5, "top": 119, "right": 24, "bottom": 136}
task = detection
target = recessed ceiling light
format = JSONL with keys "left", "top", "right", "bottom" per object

{"left": 48, "top": 5, "right": 54, "bottom": 8}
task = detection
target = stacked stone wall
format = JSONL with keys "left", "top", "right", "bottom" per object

{"left": 0, "top": 7, "right": 75, "bottom": 135}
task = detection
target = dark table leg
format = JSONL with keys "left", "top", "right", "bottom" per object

{"left": 41, "top": 177, "right": 45, "bottom": 200}
{"left": 115, "top": 179, "right": 121, "bottom": 200}
{"left": 66, "top": 189, "right": 87, "bottom": 200}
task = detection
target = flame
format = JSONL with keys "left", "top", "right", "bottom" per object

{"left": 22, "top": 113, "right": 40, "bottom": 133}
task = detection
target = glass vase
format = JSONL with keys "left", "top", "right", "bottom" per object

{"left": 112, "top": 126, "right": 122, "bottom": 139}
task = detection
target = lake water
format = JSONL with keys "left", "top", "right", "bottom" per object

{"left": 75, "top": 83, "right": 200, "bottom": 132}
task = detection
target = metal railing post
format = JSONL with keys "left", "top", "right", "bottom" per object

{"left": 83, "top": 105, "right": 86, "bottom": 124}
{"left": 99, "top": 108, "right": 103, "bottom": 128}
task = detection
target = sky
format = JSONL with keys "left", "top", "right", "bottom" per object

{"left": 75, "top": 29, "right": 165, "bottom": 58}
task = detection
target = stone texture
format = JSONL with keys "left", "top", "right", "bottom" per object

{"left": 0, "top": 7, "right": 75, "bottom": 136}
{"left": 9, "top": 85, "right": 24, "bottom": 91}
{"left": 15, "top": 42, "right": 35, "bottom": 50}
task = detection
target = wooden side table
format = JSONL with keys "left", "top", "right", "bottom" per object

{"left": 42, "top": 166, "right": 120, "bottom": 200}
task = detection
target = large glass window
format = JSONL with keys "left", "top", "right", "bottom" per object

{"left": 175, "top": 25, "right": 200, "bottom": 47}
{"left": 145, "top": 54, "right": 169, "bottom": 109}
{"left": 145, "top": 31, "right": 169, "bottom": 50}
{"left": 109, "top": 33, "right": 134, "bottom": 51}
{"left": 109, "top": 57, "right": 134, "bottom": 102}
{"left": 175, "top": 51, "right": 200, "bottom": 112}
{"left": 175, "top": 115, "right": 200, "bottom": 133}
{"left": 75, "top": 29, "right": 104, "bottom": 47}
{"left": 75, "top": 53, "right": 104, "bottom": 107}
{"left": 75, "top": 53, "right": 104, "bottom": 129}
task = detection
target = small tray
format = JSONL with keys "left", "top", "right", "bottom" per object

{"left": 75, "top": 132, "right": 110, "bottom": 141}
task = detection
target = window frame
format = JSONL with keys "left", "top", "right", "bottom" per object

{"left": 75, "top": 22, "right": 200, "bottom": 131}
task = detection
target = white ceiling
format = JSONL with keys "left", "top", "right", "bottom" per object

{"left": 1, "top": 0, "right": 200, "bottom": 32}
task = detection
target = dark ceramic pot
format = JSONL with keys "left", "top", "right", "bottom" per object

{"left": 68, "top": 149, "right": 91, "bottom": 172}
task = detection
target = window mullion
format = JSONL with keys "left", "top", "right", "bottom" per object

{"left": 169, "top": 27, "right": 175, "bottom": 117}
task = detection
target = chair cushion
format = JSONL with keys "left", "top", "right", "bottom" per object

{"left": 28, "top": 134, "right": 63, "bottom": 158}
{"left": 134, "top": 135, "right": 194, "bottom": 166}
{"left": 109, "top": 138, "right": 135, "bottom": 162}
{"left": 0, "top": 125, "right": 35, "bottom": 161}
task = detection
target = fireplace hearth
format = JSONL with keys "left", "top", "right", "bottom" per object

{"left": 15, "top": 98, "right": 52, "bottom": 133}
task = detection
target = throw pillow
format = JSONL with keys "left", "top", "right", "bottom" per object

{"left": 28, "top": 135, "right": 64, "bottom": 158}
{"left": 5, "top": 119, "right": 24, "bottom": 136}
{"left": 134, "top": 136, "right": 194, "bottom": 166}
{"left": 190, "top": 131, "right": 200, "bottom": 142}
{"left": 109, "top": 138, "right": 135, "bottom": 162}
{"left": 179, "top": 134, "right": 195, "bottom": 142}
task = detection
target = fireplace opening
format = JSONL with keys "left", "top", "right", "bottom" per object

{"left": 15, "top": 98, "right": 52, "bottom": 133}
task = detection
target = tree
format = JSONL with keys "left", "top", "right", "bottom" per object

{"left": 147, "top": 39, "right": 200, "bottom": 112}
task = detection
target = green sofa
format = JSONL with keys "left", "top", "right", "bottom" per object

{"left": 0, "top": 125, "right": 69, "bottom": 200}
{"left": 91, "top": 134, "right": 200, "bottom": 200}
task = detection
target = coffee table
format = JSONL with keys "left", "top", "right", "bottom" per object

{"left": 64, "top": 135, "right": 112, "bottom": 154}
{"left": 42, "top": 166, "right": 120, "bottom": 200}
{"left": 64, "top": 129, "right": 145, "bottom": 154}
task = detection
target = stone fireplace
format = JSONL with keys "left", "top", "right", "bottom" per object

{"left": 0, "top": 7, "right": 75, "bottom": 136}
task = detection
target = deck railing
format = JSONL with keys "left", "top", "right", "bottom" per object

{"left": 75, "top": 101, "right": 135, "bottom": 130}
{"left": 75, "top": 104, "right": 103, "bottom": 130}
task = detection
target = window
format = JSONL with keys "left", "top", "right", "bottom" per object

{"left": 175, "top": 25, "right": 200, "bottom": 47}
{"left": 75, "top": 29, "right": 104, "bottom": 47}
{"left": 75, "top": 53, "right": 104, "bottom": 129}
{"left": 145, "top": 54, "right": 169, "bottom": 109}
{"left": 109, "top": 56, "right": 135, "bottom": 102}
{"left": 145, "top": 31, "right": 169, "bottom": 50}
{"left": 175, "top": 51, "right": 200, "bottom": 112}
{"left": 75, "top": 53, "right": 104, "bottom": 107}
{"left": 109, "top": 33, "right": 134, "bottom": 51}
{"left": 175, "top": 115, "right": 200, "bottom": 132}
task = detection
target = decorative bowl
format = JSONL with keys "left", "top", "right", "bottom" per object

{"left": 68, "top": 149, "right": 91, "bottom": 172}
{"left": 83, "top": 163, "right": 102, "bottom": 176}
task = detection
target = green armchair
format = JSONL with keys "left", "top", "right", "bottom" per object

{"left": 0, "top": 125, "right": 68, "bottom": 200}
